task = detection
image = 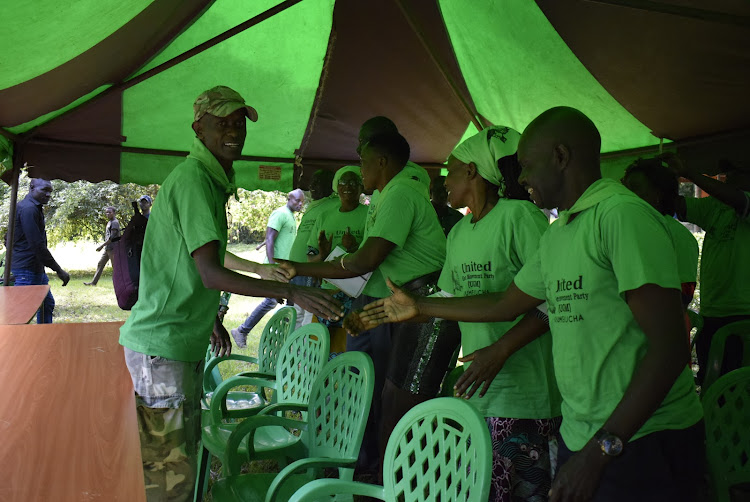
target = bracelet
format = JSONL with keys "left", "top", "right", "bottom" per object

{"left": 340, "top": 253, "right": 349, "bottom": 271}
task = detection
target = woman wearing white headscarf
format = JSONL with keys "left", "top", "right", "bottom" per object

{"left": 441, "top": 126, "right": 561, "bottom": 502}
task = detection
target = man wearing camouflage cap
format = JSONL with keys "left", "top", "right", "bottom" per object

{"left": 119, "top": 85, "right": 341, "bottom": 502}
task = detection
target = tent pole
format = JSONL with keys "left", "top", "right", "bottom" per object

{"left": 3, "top": 146, "right": 22, "bottom": 287}
{"left": 393, "top": 0, "right": 484, "bottom": 131}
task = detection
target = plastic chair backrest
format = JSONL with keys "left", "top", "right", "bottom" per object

{"left": 275, "top": 323, "right": 330, "bottom": 407}
{"left": 306, "top": 352, "right": 374, "bottom": 459}
{"left": 258, "top": 306, "right": 297, "bottom": 374}
{"left": 688, "top": 309, "right": 703, "bottom": 348}
{"left": 702, "top": 367, "right": 750, "bottom": 502}
{"left": 383, "top": 397, "right": 492, "bottom": 502}
{"left": 704, "top": 320, "right": 750, "bottom": 392}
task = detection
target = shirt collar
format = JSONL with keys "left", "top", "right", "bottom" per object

{"left": 557, "top": 178, "right": 633, "bottom": 225}
{"left": 25, "top": 193, "right": 42, "bottom": 207}
{"left": 187, "top": 138, "right": 238, "bottom": 200}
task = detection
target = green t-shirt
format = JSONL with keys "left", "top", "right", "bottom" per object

{"left": 514, "top": 179, "right": 703, "bottom": 451}
{"left": 309, "top": 203, "right": 368, "bottom": 290}
{"left": 362, "top": 175, "right": 446, "bottom": 298}
{"left": 288, "top": 196, "right": 338, "bottom": 262}
{"left": 685, "top": 193, "right": 750, "bottom": 317}
{"left": 438, "top": 200, "right": 561, "bottom": 419}
{"left": 663, "top": 215, "right": 698, "bottom": 285}
{"left": 368, "top": 161, "right": 430, "bottom": 209}
{"left": 120, "top": 138, "right": 232, "bottom": 362}
{"left": 266, "top": 206, "right": 297, "bottom": 263}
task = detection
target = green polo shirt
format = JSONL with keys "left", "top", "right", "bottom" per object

{"left": 438, "top": 200, "right": 561, "bottom": 419}
{"left": 120, "top": 138, "right": 233, "bottom": 362}
{"left": 362, "top": 174, "right": 446, "bottom": 298}
{"left": 288, "top": 195, "right": 338, "bottom": 262}
{"left": 685, "top": 193, "right": 750, "bottom": 317}
{"left": 514, "top": 179, "right": 703, "bottom": 451}
{"left": 266, "top": 206, "right": 297, "bottom": 263}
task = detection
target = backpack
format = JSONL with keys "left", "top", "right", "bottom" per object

{"left": 111, "top": 201, "right": 148, "bottom": 310}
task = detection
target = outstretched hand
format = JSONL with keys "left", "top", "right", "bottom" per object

{"left": 290, "top": 286, "right": 343, "bottom": 322}
{"left": 256, "top": 263, "right": 291, "bottom": 283}
{"left": 358, "top": 278, "right": 420, "bottom": 325}
{"left": 454, "top": 342, "right": 508, "bottom": 399}
{"left": 275, "top": 259, "right": 298, "bottom": 280}
{"left": 343, "top": 310, "right": 381, "bottom": 336}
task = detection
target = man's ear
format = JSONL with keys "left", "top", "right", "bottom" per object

{"left": 554, "top": 144, "right": 570, "bottom": 172}
{"left": 192, "top": 121, "right": 202, "bottom": 139}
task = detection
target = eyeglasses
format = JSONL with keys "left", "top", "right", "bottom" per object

{"left": 338, "top": 179, "right": 361, "bottom": 187}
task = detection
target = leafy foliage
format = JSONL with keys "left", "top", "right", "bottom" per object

{"left": 227, "top": 189, "right": 302, "bottom": 243}
{"left": 0, "top": 172, "right": 300, "bottom": 246}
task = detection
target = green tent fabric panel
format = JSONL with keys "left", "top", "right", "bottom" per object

{"left": 0, "top": 0, "right": 154, "bottom": 89}
{"left": 6, "top": 85, "right": 110, "bottom": 135}
{"left": 438, "top": 0, "right": 659, "bottom": 153}
{"left": 121, "top": 0, "right": 335, "bottom": 160}
{"left": 121, "top": 152, "right": 293, "bottom": 191}
{"left": 233, "top": 160, "right": 294, "bottom": 192}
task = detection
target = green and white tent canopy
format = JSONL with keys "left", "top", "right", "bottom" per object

{"left": 1, "top": 0, "right": 748, "bottom": 191}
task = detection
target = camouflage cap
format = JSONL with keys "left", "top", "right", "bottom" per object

{"left": 193, "top": 86, "right": 258, "bottom": 123}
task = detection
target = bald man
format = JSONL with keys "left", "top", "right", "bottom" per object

{"left": 232, "top": 189, "right": 305, "bottom": 346}
{"left": 360, "top": 107, "right": 705, "bottom": 502}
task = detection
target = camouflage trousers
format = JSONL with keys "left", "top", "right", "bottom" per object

{"left": 124, "top": 348, "right": 204, "bottom": 502}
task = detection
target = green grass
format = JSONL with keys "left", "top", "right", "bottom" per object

{"left": 47, "top": 240, "right": 285, "bottom": 379}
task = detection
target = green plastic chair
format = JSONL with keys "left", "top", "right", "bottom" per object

{"left": 288, "top": 397, "right": 493, "bottom": 502}
{"left": 203, "top": 306, "right": 297, "bottom": 412}
{"left": 688, "top": 309, "right": 703, "bottom": 349}
{"left": 202, "top": 324, "right": 330, "bottom": 468}
{"left": 209, "top": 351, "right": 375, "bottom": 502}
{"left": 702, "top": 367, "right": 750, "bottom": 502}
{"left": 439, "top": 364, "right": 464, "bottom": 397}
{"left": 703, "top": 320, "right": 750, "bottom": 393}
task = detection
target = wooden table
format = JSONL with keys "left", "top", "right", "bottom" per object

{"left": 0, "top": 322, "right": 145, "bottom": 502}
{"left": 0, "top": 285, "right": 51, "bottom": 324}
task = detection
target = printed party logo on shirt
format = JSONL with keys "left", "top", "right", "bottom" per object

{"left": 455, "top": 260, "right": 495, "bottom": 295}
{"left": 549, "top": 275, "right": 587, "bottom": 323}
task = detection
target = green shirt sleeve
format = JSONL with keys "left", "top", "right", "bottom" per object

{"left": 602, "top": 199, "right": 680, "bottom": 295}
{"left": 267, "top": 207, "right": 290, "bottom": 233}
{"left": 514, "top": 248, "right": 546, "bottom": 300}
{"left": 173, "top": 167, "right": 226, "bottom": 255}
{"left": 366, "top": 185, "right": 416, "bottom": 247}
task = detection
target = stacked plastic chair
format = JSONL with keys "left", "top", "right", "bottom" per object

{"left": 703, "top": 320, "right": 750, "bottom": 392}
{"left": 702, "top": 367, "right": 750, "bottom": 502}
{"left": 289, "top": 397, "right": 493, "bottom": 502}
{"left": 202, "top": 306, "right": 297, "bottom": 416}
{"left": 209, "top": 351, "right": 374, "bottom": 502}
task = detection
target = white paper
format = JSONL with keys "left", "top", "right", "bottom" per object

{"left": 323, "top": 246, "right": 372, "bottom": 298}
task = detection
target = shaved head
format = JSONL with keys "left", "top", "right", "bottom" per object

{"left": 358, "top": 116, "right": 399, "bottom": 155}
{"left": 518, "top": 107, "right": 602, "bottom": 210}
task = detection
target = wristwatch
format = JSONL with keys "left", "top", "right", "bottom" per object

{"left": 594, "top": 428, "right": 624, "bottom": 457}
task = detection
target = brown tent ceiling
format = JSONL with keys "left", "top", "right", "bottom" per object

{"left": 2, "top": 0, "right": 749, "bottom": 185}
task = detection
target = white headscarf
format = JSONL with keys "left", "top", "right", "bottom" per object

{"left": 451, "top": 126, "right": 521, "bottom": 194}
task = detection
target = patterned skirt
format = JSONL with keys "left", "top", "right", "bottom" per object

{"left": 485, "top": 416, "right": 562, "bottom": 502}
